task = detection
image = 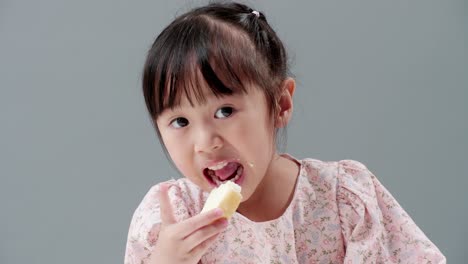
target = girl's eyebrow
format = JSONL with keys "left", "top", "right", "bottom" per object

{"left": 159, "top": 92, "right": 243, "bottom": 118}
{"left": 160, "top": 106, "right": 184, "bottom": 119}
{"left": 157, "top": 111, "right": 184, "bottom": 126}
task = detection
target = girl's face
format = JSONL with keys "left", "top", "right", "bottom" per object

{"left": 156, "top": 85, "right": 279, "bottom": 202}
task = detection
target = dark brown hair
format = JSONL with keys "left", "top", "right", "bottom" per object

{"left": 142, "top": 1, "right": 291, "bottom": 145}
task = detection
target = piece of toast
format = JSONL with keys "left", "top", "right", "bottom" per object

{"left": 201, "top": 181, "right": 242, "bottom": 219}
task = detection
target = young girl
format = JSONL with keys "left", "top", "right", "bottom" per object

{"left": 125, "top": 2, "right": 445, "bottom": 263}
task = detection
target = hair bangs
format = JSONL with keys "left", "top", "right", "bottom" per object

{"left": 143, "top": 15, "right": 271, "bottom": 119}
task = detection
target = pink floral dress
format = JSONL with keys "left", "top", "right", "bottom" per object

{"left": 124, "top": 158, "right": 446, "bottom": 263}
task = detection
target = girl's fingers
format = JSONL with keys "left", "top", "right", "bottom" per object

{"left": 158, "top": 183, "right": 177, "bottom": 225}
{"left": 178, "top": 208, "right": 224, "bottom": 238}
{"left": 185, "top": 218, "right": 228, "bottom": 252}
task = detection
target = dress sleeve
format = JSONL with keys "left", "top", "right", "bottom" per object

{"left": 337, "top": 160, "right": 446, "bottom": 263}
{"left": 124, "top": 181, "right": 191, "bottom": 264}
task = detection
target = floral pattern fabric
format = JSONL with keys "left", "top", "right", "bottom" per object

{"left": 124, "top": 158, "right": 445, "bottom": 263}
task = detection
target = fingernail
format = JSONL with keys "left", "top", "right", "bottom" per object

{"left": 214, "top": 208, "right": 224, "bottom": 217}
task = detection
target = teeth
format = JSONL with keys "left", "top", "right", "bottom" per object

{"left": 208, "top": 161, "right": 228, "bottom": 170}
{"left": 235, "top": 166, "right": 243, "bottom": 177}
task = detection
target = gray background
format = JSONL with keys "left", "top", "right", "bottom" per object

{"left": 1, "top": 0, "right": 466, "bottom": 263}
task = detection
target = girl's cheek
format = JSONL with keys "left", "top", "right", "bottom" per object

{"left": 171, "top": 153, "right": 192, "bottom": 178}
{"left": 163, "top": 130, "right": 187, "bottom": 149}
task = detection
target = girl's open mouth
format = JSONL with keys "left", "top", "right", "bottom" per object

{"left": 203, "top": 161, "right": 244, "bottom": 186}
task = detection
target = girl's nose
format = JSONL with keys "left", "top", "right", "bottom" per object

{"left": 194, "top": 127, "right": 223, "bottom": 154}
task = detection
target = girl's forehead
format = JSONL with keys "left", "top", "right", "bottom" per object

{"left": 163, "top": 66, "right": 254, "bottom": 109}
{"left": 184, "top": 87, "right": 251, "bottom": 108}
{"left": 178, "top": 85, "right": 224, "bottom": 107}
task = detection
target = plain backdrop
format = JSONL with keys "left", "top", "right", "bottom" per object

{"left": 1, "top": 0, "right": 466, "bottom": 263}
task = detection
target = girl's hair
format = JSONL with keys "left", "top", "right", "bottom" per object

{"left": 142, "top": 1, "right": 291, "bottom": 145}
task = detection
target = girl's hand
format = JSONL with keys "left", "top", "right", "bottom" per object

{"left": 150, "top": 183, "right": 228, "bottom": 264}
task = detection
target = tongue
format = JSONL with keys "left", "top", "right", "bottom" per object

{"left": 213, "top": 162, "right": 239, "bottom": 180}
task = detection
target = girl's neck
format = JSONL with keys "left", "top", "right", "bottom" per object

{"left": 236, "top": 153, "right": 300, "bottom": 222}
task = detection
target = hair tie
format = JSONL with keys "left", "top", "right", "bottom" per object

{"left": 251, "top": 10, "right": 260, "bottom": 18}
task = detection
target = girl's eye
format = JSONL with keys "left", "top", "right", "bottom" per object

{"left": 170, "top": 117, "right": 189, "bottom": 128}
{"left": 214, "top": 107, "right": 234, "bottom": 119}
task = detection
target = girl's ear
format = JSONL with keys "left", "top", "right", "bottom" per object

{"left": 275, "top": 77, "right": 296, "bottom": 128}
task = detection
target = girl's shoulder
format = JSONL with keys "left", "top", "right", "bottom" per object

{"left": 295, "top": 157, "right": 381, "bottom": 209}
{"left": 298, "top": 157, "right": 375, "bottom": 188}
